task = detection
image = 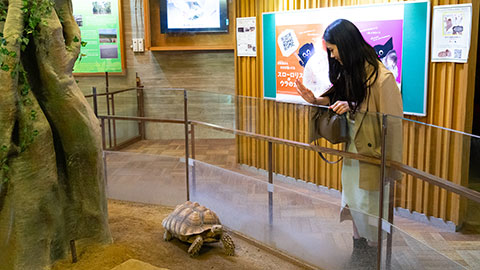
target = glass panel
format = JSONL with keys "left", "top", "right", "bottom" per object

{"left": 143, "top": 88, "right": 185, "bottom": 120}
{"left": 188, "top": 125, "right": 235, "bottom": 169}
{"left": 187, "top": 155, "right": 463, "bottom": 269}
{"left": 110, "top": 89, "right": 140, "bottom": 145}
{"left": 84, "top": 91, "right": 108, "bottom": 116}
{"left": 381, "top": 226, "right": 465, "bottom": 269}
{"left": 84, "top": 87, "right": 141, "bottom": 148}
{"left": 105, "top": 151, "right": 187, "bottom": 206}
{"left": 142, "top": 89, "right": 186, "bottom": 141}
{"left": 187, "top": 90, "right": 236, "bottom": 130}
{"left": 97, "top": 90, "right": 478, "bottom": 269}
{"left": 471, "top": 135, "right": 480, "bottom": 193}
{"left": 383, "top": 114, "right": 480, "bottom": 269}
{"left": 236, "top": 95, "right": 275, "bottom": 135}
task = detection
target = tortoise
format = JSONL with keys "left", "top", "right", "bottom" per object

{"left": 162, "top": 201, "right": 235, "bottom": 257}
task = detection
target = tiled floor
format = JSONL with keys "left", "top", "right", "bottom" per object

{"left": 106, "top": 139, "right": 480, "bottom": 269}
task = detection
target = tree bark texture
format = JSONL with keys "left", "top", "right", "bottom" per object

{"left": 0, "top": 0, "right": 111, "bottom": 269}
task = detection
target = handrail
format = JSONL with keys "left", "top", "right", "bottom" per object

{"left": 97, "top": 115, "right": 378, "bottom": 164}
{"left": 390, "top": 162, "right": 480, "bottom": 205}
{"left": 190, "top": 120, "right": 381, "bottom": 165}
{"left": 84, "top": 87, "right": 140, "bottom": 98}
{"left": 98, "top": 115, "right": 184, "bottom": 124}
{"left": 84, "top": 87, "right": 188, "bottom": 98}
{"left": 97, "top": 114, "right": 480, "bottom": 205}
{"left": 88, "top": 87, "right": 480, "bottom": 139}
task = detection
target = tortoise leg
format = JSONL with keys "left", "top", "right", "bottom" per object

{"left": 188, "top": 235, "right": 204, "bottom": 257}
{"left": 164, "top": 230, "right": 173, "bottom": 241}
{"left": 221, "top": 233, "right": 235, "bottom": 256}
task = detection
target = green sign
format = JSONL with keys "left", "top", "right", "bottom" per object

{"left": 73, "top": 0, "right": 122, "bottom": 73}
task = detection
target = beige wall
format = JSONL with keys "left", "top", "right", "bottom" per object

{"left": 75, "top": 0, "right": 236, "bottom": 140}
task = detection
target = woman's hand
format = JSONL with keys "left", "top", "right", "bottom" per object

{"left": 330, "top": 101, "right": 350, "bottom": 115}
{"left": 295, "top": 79, "right": 317, "bottom": 104}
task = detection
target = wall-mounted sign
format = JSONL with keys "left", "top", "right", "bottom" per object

{"left": 263, "top": 1, "right": 430, "bottom": 116}
{"left": 236, "top": 17, "right": 257, "bottom": 57}
{"left": 431, "top": 4, "right": 472, "bottom": 63}
{"left": 72, "top": 0, "right": 123, "bottom": 73}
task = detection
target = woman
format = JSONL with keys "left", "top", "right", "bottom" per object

{"left": 295, "top": 19, "right": 403, "bottom": 250}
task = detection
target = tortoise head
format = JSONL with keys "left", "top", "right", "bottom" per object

{"left": 208, "top": 225, "right": 223, "bottom": 238}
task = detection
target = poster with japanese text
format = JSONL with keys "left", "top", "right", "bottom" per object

{"left": 275, "top": 24, "right": 328, "bottom": 97}
{"left": 263, "top": 1, "right": 430, "bottom": 116}
{"left": 275, "top": 20, "right": 403, "bottom": 99}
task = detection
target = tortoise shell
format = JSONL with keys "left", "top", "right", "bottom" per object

{"left": 162, "top": 201, "right": 221, "bottom": 238}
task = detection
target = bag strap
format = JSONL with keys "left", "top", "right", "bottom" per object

{"left": 313, "top": 140, "right": 343, "bottom": 164}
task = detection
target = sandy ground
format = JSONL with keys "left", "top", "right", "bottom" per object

{"left": 53, "top": 200, "right": 306, "bottom": 270}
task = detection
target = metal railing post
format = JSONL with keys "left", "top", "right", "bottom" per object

{"left": 111, "top": 94, "right": 117, "bottom": 148}
{"left": 184, "top": 90, "right": 190, "bottom": 201}
{"left": 377, "top": 113, "right": 388, "bottom": 269}
{"left": 138, "top": 87, "right": 146, "bottom": 140}
{"left": 105, "top": 75, "right": 112, "bottom": 149}
{"left": 386, "top": 179, "right": 395, "bottom": 270}
{"left": 136, "top": 72, "right": 146, "bottom": 140}
{"left": 103, "top": 151, "right": 108, "bottom": 194}
{"left": 191, "top": 125, "right": 196, "bottom": 160}
{"left": 105, "top": 72, "right": 109, "bottom": 89}
{"left": 92, "top": 87, "right": 98, "bottom": 117}
{"left": 100, "top": 117, "right": 106, "bottom": 150}
{"left": 190, "top": 124, "right": 196, "bottom": 195}
{"left": 268, "top": 141, "right": 273, "bottom": 225}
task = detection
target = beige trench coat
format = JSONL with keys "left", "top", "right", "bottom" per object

{"left": 353, "top": 62, "right": 403, "bottom": 190}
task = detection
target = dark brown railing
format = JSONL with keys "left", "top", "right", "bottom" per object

{"left": 96, "top": 114, "right": 480, "bottom": 205}
{"left": 93, "top": 89, "right": 480, "bottom": 270}
{"left": 83, "top": 73, "right": 147, "bottom": 150}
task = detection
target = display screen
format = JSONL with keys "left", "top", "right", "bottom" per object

{"left": 160, "top": 0, "right": 229, "bottom": 33}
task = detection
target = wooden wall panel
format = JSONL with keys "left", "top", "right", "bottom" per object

{"left": 235, "top": 0, "right": 479, "bottom": 225}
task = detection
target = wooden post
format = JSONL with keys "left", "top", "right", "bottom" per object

{"left": 69, "top": 240, "right": 77, "bottom": 263}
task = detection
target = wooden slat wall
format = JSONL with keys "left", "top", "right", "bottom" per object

{"left": 235, "top": 0, "right": 479, "bottom": 225}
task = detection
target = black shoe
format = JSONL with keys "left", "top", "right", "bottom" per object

{"left": 353, "top": 237, "right": 369, "bottom": 249}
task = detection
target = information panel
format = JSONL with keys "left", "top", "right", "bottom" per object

{"left": 263, "top": 1, "right": 430, "bottom": 116}
{"left": 431, "top": 3, "right": 472, "bottom": 63}
{"left": 236, "top": 17, "right": 257, "bottom": 57}
{"left": 72, "top": 0, "right": 123, "bottom": 73}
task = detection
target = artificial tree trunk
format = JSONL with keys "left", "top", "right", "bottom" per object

{"left": 0, "top": 0, "right": 111, "bottom": 269}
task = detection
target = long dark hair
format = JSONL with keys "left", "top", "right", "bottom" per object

{"left": 322, "top": 19, "right": 379, "bottom": 113}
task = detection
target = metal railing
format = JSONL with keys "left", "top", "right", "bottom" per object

{"left": 83, "top": 73, "right": 146, "bottom": 150}
{"left": 94, "top": 89, "right": 480, "bottom": 269}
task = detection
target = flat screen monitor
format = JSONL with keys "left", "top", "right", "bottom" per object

{"left": 160, "top": 0, "right": 229, "bottom": 33}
